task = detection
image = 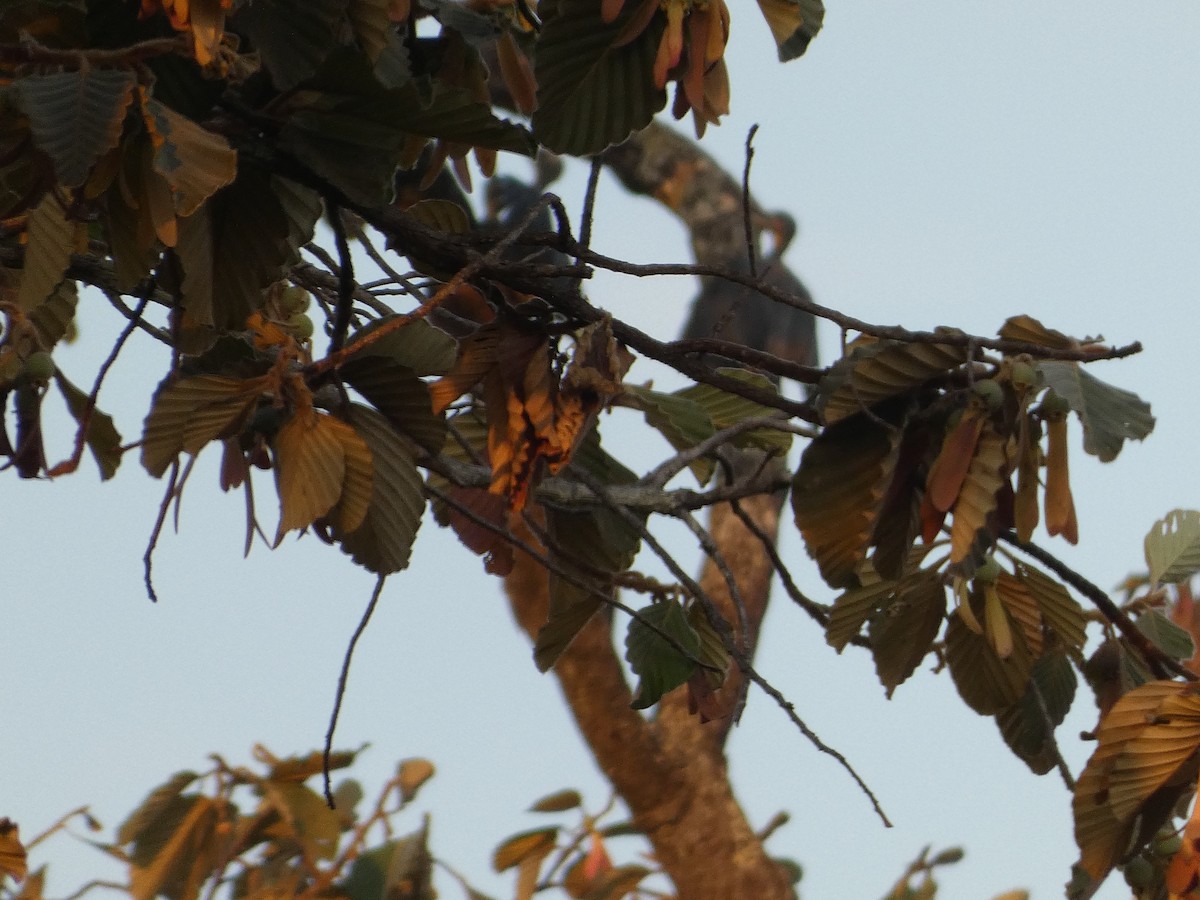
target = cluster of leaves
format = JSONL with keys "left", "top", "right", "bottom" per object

{"left": 489, "top": 788, "right": 667, "bottom": 900}
{"left": 0, "top": 746, "right": 458, "bottom": 900}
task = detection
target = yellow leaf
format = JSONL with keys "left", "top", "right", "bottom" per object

{"left": 995, "top": 571, "right": 1044, "bottom": 659}
{"left": 325, "top": 415, "right": 373, "bottom": 535}
{"left": 983, "top": 584, "right": 1013, "bottom": 660}
{"left": 273, "top": 409, "right": 348, "bottom": 544}
{"left": 492, "top": 828, "right": 558, "bottom": 873}
{"left": 129, "top": 796, "right": 220, "bottom": 900}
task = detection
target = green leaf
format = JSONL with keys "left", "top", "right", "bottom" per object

{"left": 261, "top": 781, "right": 342, "bottom": 860}
{"left": 826, "top": 571, "right": 900, "bottom": 652}
{"left": 340, "top": 822, "right": 435, "bottom": 900}
{"left": 29, "top": 280, "right": 78, "bottom": 349}
{"left": 1144, "top": 509, "right": 1200, "bottom": 585}
{"left": 528, "top": 789, "right": 582, "bottom": 813}
{"left": 535, "top": 503, "right": 642, "bottom": 671}
{"left": 54, "top": 370, "right": 123, "bottom": 480}
{"left": 178, "top": 169, "right": 321, "bottom": 329}
{"left": 117, "top": 771, "right": 199, "bottom": 848}
{"left": 128, "top": 794, "right": 220, "bottom": 900}
{"left": 1037, "top": 360, "right": 1154, "bottom": 462}
{"left": 14, "top": 68, "right": 135, "bottom": 187}
{"left": 944, "top": 606, "right": 1035, "bottom": 715}
{"left": 1135, "top": 608, "right": 1195, "bottom": 661}
{"left": 18, "top": 193, "right": 75, "bottom": 311}
{"left": 346, "top": 314, "right": 458, "bottom": 376}
{"left": 678, "top": 368, "right": 792, "bottom": 457}
{"left": 334, "top": 405, "right": 426, "bottom": 575}
{"left": 232, "top": 0, "right": 346, "bottom": 91}
{"left": 755, "top": 0, "right": 824, "bottom": 61}
{"left": 624, "top": 600, "right": 700, "bottom": 709}
{"left": 867, "top": 568, "right": 946, "bottom": 696}
{"left": 141, "top": 375, "right": 262, "bottom": 477}
{"left": 996, "top": 651, "right": 1077, "bottom": 775}
{"left": 532, "top": 0, "right": 666, "bottom": 155}
{"left": 341, "top": 356, "right": 447, "bottom": 456}
{"left": 624, "top": 384, "right": 716, "bottom": 484}
{"left": 1015, "top": 562, "right": 1087, "bottom": 653}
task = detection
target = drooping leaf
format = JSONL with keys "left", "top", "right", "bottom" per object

{"left": 29, "top": 281, "right": 78, "bottom": 350}
{"left": 1073, "top": 681, "right": 1200, "bottom": 881}
{"left": 817, "top": 335, "right": 968, "bottom": 425}
{"left": 334, "top": 405, "right": 426, "bottom": 574}
{"left": 944, "top": 605, "right": 1035, "bottom": 715}
{"left": 1135, "top": 608, "right": 1196, "bottom": 661}
{"left": 54, "top": 370, "right": 123, "bottom": 480}
{"left": 141, "top": 375, "right": 264, "bottom": 477}
{"left": 826, "top": 569, "right": 902, "bottom": 652}
{"left": 755, "top": 0, "right": 824, "bottom": 61}
{"left": 625, "top": 600, "right": 701, "bottom": 709}
{"left": 340, "top": 822, "right": 435, "bottom": 900}
{"left": 948, "top": 428, "right": 1008, "bottom": 572}
{"left": 272, "top": 409, "right": 348, "bottom": 543}
{"left": 1145, "top": 509, "right": 1200, "bottom": 586}
{"left": 179, "top": 168, "right": 321, "bottom": 329}
{"left": 867, "top": 568, "right": 946, "bottom": 696}
{"left": 1038, "top": 360, "right": 1154, "bottom": 462}
{"left": 532, "top": 0, "right": 667, "bottom": 155}
{"left": 18, "top": 193, "right": 77, "bottom": 311}
{"left": 528, "top": 789, "right": 583, "bottom": 813}
{"left": 996, "top": 650, "right": 1077, "bottom": 775}
{"left": 624, "top": 384, "right": 716, "bottom": 484}
{"left": 793, "top": 402, "right": 905, "bottom": 589}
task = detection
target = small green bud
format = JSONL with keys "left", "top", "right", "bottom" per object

{"left": 22, "top": 350, "right": 55, "bottom": 382}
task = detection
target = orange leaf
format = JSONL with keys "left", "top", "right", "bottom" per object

{"left": 429, "top": 325, "right": 500, "bottom": 415}
{"left": 1044, "top": 414, "right": 1078, "bottom": 544}
{"left": 927, "top": 409, "right": 984, "bottom": 513}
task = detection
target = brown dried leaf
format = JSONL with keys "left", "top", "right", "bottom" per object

{"left": 1044, "top": 413, "right": 1078, "bottom": 543}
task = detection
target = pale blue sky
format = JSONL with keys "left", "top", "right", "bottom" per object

{"left": 6, "top": 4, "right": 1200, "bottom": 899}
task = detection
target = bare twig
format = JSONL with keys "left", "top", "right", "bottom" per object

{"left": 323, "top": 575, "right": 387, "bottom": 806}
{"left": 143, "top": 461, "right": 180, "bottom": 603}
{"left": 326, "top": 203, "right": 355, "bottom": 353}
{"left": 741, "top": 124, "right": 760, "bottom": 280}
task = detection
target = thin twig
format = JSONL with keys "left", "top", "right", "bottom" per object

{"left": 425, "top": 482, "right": 719, "bottom": 674}
{"left": 143, "top": 462, "right": 180, "bottom": 603}
{"left": 326, "top": 203, "right": 355, "bottom": 353}
{"left": 639, "top": 414, "right": 801, "bottom": 490}
{"left": 1029, "top": 678, "right": 1076, "bottom": 791}
{"left": 578, "top": 157, "right": 603, "bottom": 255}
{"left": 741, "top": 124, "right": 760, "bottom": 281}
{"left": 567, "top": 468, "right": 890, "bottom": 825}
{"left": 324, "top": 575, "right": 387, "bottom": 806}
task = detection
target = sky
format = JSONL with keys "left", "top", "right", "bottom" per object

{"left": 6, "top": 3, "right": 1200, "bottom": 900}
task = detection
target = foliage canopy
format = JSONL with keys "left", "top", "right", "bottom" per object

{"left": 2, "top": 3, "right": 1199, "bottom": 900}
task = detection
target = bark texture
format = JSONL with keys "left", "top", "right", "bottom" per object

{"left": 503, "top": 122, "right": 814, "bottom": 899}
